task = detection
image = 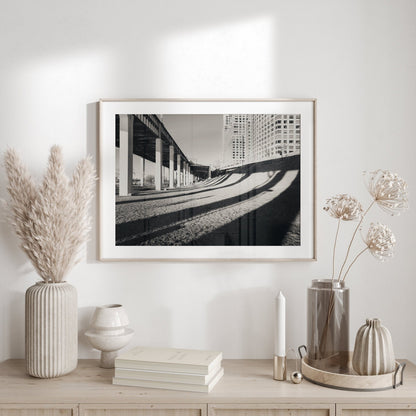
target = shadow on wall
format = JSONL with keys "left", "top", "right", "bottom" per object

{"left": 207, "top": 287, "right": 275, "bottom": 358}
{"left": 78, "top": 306, "right": 96, "bottom": 355}
{"left": 84, "top": 7, "right": 279, "bottom": 261}
{"left": 157, "top": 14, "right": 277, "bottom": 97}
{"left": 1, "top": 0, "right": 281, "bottom": 361}
{"left": 86, "top": 102, "right": 99, "bottom": 264}
{"left": 141, "top": 305, "right": 174, "bottom": 348}
{"left": 8, "top": 291, "right": 25, "bottom": 358}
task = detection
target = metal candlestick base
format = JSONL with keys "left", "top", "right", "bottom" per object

{"left": 273, "top": 355, "right": 287, "bottom": 380}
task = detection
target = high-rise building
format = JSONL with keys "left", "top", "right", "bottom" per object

{"left": 222, "top": 114, "right": 300, "bottom": 166}
{"left": 223, "top": 114, "right": 252, "bottom": 166}
{"left": 252, "top": 114, "right": 301, "bottom": 161}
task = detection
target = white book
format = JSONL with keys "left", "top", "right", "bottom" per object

{"left": 115, "top": 346, "right": 222, "bottom": 375}
{"left": 113, "top": 367, "right": 224, "bottom": 393}
{"left": 114, "top": 367, "right": 219, "bottom": 385}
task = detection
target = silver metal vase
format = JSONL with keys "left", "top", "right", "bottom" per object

{"left": 307, "top": 279, "right": 349, "bottom": 373}
{"left": 25, "top": 281, "right": 78, "bottom": 378}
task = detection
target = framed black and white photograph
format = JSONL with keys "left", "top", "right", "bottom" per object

{"left": 99, "top": 99, "right": 316, "bottom": 261}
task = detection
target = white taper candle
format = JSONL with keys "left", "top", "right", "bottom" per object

{"left": 274, "top": 291, "right": 286, "bottom": 357}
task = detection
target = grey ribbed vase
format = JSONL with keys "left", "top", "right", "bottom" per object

{"left": 25, "top": 282, "right": 78, "bottom": 378}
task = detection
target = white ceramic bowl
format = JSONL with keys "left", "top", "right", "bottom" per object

{"left": 85, "top": 328, "right": 135, "bottom": 352}
{"left": 90, "top": 304, "right": 129, "bottom": 334}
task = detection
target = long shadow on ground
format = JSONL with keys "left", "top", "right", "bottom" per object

{"left": 189, "top": 171, "right": 300, "bottom": 246}
{"left": 116, "top": 155, "right": 300, "bottom": 246}
{"left": 115, "top": 154, "right": 299, "bottom": 205}
{"left": 116, "top": 170, "right": 286, "bottom": 244}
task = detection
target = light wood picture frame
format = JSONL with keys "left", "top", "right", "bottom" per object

{"left": 99, "top": 99, "right": 316, "bottom": 261}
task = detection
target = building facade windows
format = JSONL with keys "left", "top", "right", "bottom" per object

{"left": 223, "top": 114, "right": 301, "bottom": 167}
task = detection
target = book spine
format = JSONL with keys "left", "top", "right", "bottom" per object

{"left": 112, "top": 377, "right": 209, "bottom": 393}
{"left": 114, "top": 369, "right": 209, "bottom": 384}
{"left": 114, "top": 361, "right": 216, "bottom": 375}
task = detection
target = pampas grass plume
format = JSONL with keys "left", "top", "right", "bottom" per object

{"left": 3, "top": 146, "right": 96, "bottom": 283}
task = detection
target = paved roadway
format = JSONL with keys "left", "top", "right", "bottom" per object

{"left": 115, "top": 167, "right": 300, "bottom": 246}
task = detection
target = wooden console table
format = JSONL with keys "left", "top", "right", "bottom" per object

{"left": 0, "top": 359, "right": 415, "bottom": 415}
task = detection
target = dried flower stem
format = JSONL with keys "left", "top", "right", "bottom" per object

{"left": 3, "top": 146, "right": 96, "bottom": 283}
{"left": 337, "top": 200, "right": 375, "bottom": 281}
{"left": 319, "top": 288, "right": 334, "bottom": 357}
{"left": 331, "top": 218, "right": 341, "bottom": 281}
{"left": 341, "top": 247, "right": 368, "bottom": 282}
{"left": 319, "top": 170, "right": 408, "bottom": 365}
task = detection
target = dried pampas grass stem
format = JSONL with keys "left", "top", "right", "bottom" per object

{"left": 3, "top": 146, "right": 96, "bottom": 283}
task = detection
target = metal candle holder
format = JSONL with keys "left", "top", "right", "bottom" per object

{"left": 273, "top": 355, "right": 287, "bottom": 381}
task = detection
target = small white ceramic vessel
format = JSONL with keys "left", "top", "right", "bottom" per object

{"left": 85, "top": 304, "right": 134, "bottom": 368}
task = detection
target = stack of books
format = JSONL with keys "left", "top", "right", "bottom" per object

{"left": 112, "top": 346, "right": 224, "bottom": 392}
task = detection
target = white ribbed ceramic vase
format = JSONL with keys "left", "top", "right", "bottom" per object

{"left": 352, "top": 318, "right": 395, "bottom": 375}
{"left": 25, "top": 281, "right": 78, "bottom": 378}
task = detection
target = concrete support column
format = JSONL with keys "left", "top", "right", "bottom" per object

{"left": 177, "top": 154, "right": 182, "bottom": 187}
{"left": 169, "top": 145, "right": 175, "bottom": 188}
{"left": 119, "top": 114, "right": 133, "bottom": 196}
{"left": 155, "top": 138, "right": 162, "bottom": 191}
{"left": 138, "top": 156, "right": 145, "bottom": 187}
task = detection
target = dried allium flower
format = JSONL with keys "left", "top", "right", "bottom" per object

{"left": 364, "top": 222, "right": 396, "bottom": 261}
{"left": 364, "top": 170, "right": 408, "bottom": 215}
{"left": 323, "top": 194, "right": 363, "bottom": 221}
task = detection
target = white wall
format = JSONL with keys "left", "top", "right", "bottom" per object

{"left": 1, "top": 0, "right": 415, "bottom": 363}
